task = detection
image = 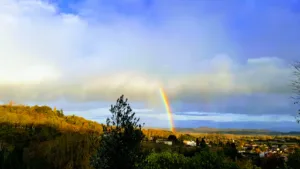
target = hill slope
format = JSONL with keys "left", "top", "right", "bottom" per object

{"left": 0, "top": 104, "right": 104, "bottom": 169}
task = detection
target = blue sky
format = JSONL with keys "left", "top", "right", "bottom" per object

{"left": 0, "top": 0, "right": 300, "bottom": 131}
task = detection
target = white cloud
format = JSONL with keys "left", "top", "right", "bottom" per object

{"left": 0, "top": 0, "right": 294, "bottom": 105}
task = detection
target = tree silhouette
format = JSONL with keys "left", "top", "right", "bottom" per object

{"left": 200, "top": 137, "right": 208, "bottom": 149}
{"left": 196, "top": 138, "right": 200, "bottom": 147}
{"left": 167, "top": 135, "right": 177, "bottom": 144}
{"left": 90, "top": 95, "right": 145, "bottom": 169}
{"left": 287, "top": 148, "right": 300, "bottom": 169}
{"left": 224, "top": 141, "right": 239, "bottom": 161}
{"left": 292, "top": 61, "right": 300, "bottom": 123}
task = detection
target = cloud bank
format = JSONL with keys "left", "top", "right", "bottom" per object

{"left": 0, "top": 0, "right": 294, "bottom": 105}
{"left": 1, "top": 0, "right": 300, "bottom": 131}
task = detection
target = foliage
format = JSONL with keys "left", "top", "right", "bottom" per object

{"left": 141, "top": 149, "right": 258, "bottom": 169}
{"left": 142, "top": 152, "right": 189, "bottom": 169}
{"left": 287, "top": 148, "right": 300, "bottom": 169}
{"left": 260, "top": 154, "right": 285, "bottom": 169}
{"left": 0, "top": 124, "right": 99, "bottom": 169}
{"left": 223, "top": 142, "right": 239, "bottom": 161}
{"left": 90, "top": 95, "right": 145, "bottom": 169}
{"left": 141, "top": 142, "right": 172, "bottom": 153}
{"left": 143, "top": 129, "right": 173, "bottom": 139}
{"left": 178, "top": 147, "right": 200, "bottom": 157}
{"left": 189, "top": 150, "right": 239, "bottom": 169}
{"left": 167, "top": 135, "right": 177, "bottom": 142}
{"left": 199, "top": 137, "right": 208, "bottom": 149}
{"left": 0, "top": 104, "right": 101, "bottom": 169}
{"left": 178, "top": 134, "right": 196, "bottom": 141}
{"left": 236, "top": 160, "right": 261, "bottom": 169}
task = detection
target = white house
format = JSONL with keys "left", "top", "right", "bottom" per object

{"left": 259, "top": 152, "right": 266, "bottom": 158}
{"left": 156, "top": 139, "right": 173, "bottom": 146}
{"left": 183, "top": 140, "right": 196, "bottom": 147}
{"left": 164, "top": 141, "right": 173, "bottom": 146}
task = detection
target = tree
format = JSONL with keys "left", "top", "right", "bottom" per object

{"left": 237, "top": 160, "right": 261, "bottom": 169}
{"left": 196, "top": 138, "right": 200, "bottom": 146}
{"left": 57, "top": 109, "right": 64, "bottom": 117}
{"left": 261, "top": 154, "right": 285, "bottom": 169}
{"left": 190, "top": 150, "right": 239, "bottom": 169}
{"left": 200, "top": 137, "right": 208, "bottom": 149}
{"left": 142, "top": 152, "right": 188, "bottom": 169}
{"left": 167, "top": 135, "right": 176, "bottom": 141}
{"left": 167, "top": 135, "right": 178, "bottom": 144}
{"left": 287, "top": 148, "right": 300, "bottom": 169}
{"left": 224, "top": 142, "right": 239, "bottom": 161}
{"left": 90, "top": 95, "right": 145, "bottom": 169}
{"left": 292, "top": 61, "right": 300, "bottom": 123}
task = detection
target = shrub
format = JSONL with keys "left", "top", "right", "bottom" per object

{"left": 142, "top": 152, "right": 189, "bottom": 169}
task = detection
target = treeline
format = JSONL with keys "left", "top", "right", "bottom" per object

{"left": 176, "top": 127, "right": 300, "bottom": 136}
{"left": 1, "top": 97, "right": 300, "bottom": 169}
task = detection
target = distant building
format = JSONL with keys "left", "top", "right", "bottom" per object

{"left": 280, "top": 145, "right": 288, "bottom": 151}
{"left": 259, "top": 152, "right": 265, "bottom": 158}
{"left": 164, "top": 141, "right": 173, "bottom": 146}
{"left": 238, "top": 150, "right": 246, "bottom": 153}
{"left": 155, "top": 139, "right": 165, "bottom": 144}
{"left": 156, "top": 139, "right": 173, "bottom": 146}
{"left": 183, "top": 140, "right": 196, "bottom": 147}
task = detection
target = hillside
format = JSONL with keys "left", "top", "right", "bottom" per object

{"left": 1, "top": 104, "right": 300, "bottom": 169}
{"left": 0, "top": 104, "right": 106, "bottom": 169}
{"left": 0, "top": 104, "right": 172, "bottom": 136}
{"left": 0, "top": 104, "right": 175, "bottom": 169}
{"left": 0, "top": 104, "right": 104, "bottom": 132}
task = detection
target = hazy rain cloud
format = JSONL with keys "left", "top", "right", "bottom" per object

{"left": 1, "top": 0, "right": 299, "bottom": 131}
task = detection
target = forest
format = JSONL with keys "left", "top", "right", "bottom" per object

{"left": 0, "top": 96, "right": 300, "bottom": 169}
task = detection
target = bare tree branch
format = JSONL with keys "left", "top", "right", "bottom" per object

{"left": 292, "top": 61, "right": 300, "bottom": 122}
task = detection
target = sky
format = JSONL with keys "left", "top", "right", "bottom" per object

{"left": 1, "top": 0, "right": 300, "bottom": 132}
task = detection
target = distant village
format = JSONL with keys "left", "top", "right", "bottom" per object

{"left": 236, "top": 138, "right": 299, "bottom": 162}
{"left": 145, "top": 134, "right": 300, "bottom": 162}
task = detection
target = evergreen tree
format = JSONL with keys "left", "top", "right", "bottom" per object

{"left": 90, "top": 95, "right": 145, "bottom": 169}
{"left": 200, "top": 137, "right": 207, "bottom": 149}
{"left": 196, "top": 138, "right": 200, "bottom": 147}
{"left": 167, "top": 135, "right": 178, "bottom": 144}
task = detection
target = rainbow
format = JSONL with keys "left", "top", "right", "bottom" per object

{"left": 159, "top": 87, "right": 176, "bottom": 133}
